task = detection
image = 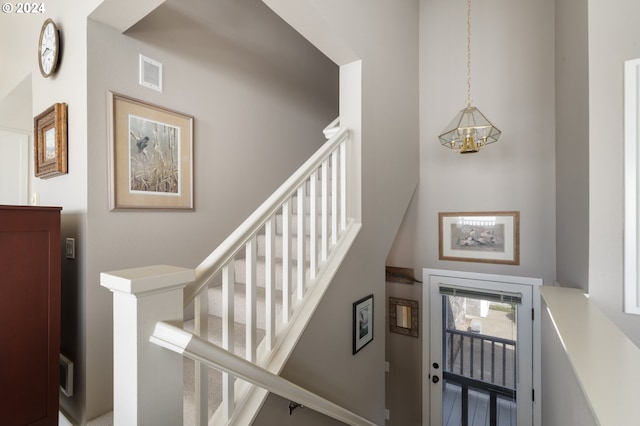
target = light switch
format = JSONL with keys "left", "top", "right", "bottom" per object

{"left": 65, "top": 238, "right": 75, "bottom": 259}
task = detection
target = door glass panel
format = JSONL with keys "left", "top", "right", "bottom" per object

{"left": 442, "top": 294, "right": 517, "bottom": 426}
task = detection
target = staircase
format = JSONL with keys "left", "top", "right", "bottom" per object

{"left": 182, "top": 172, "right": 335, "bottom": 423}
{"left": 101, "top": 118, "right": 366, "bottom": 425}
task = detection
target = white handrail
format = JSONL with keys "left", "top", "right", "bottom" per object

{"left": 183, "top": 128, "right": 349, "bottom": 306}
{"left": 151, "top": 321, "right": 377, "bottom": 426}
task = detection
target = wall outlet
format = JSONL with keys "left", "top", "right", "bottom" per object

{"left": 385, "top": 361, "right": 390, "bottom": 372}
{"left": 65, "top": 238, "right": 75, "bottom": 259}
{"left": 385, "top": 409, "right": 390, "bottom": 421}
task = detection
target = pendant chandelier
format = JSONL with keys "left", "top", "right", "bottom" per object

{"left": 439, "top": 0, "right": 501, "bottom": 154}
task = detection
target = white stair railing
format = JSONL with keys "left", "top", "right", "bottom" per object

{"left": 103, "top": 120, "right": 363, "bottom": 425}
{"left": 182, "top": 122, "right": 355, "bottom": 424}
{"left": 151, "top": 321, "right": 376, "bottom": 426}
{"left": 184, "top": 123, "right": 348, "bottom": 305}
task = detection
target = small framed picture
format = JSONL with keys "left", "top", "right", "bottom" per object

{"left": 108, "top": 92, "right": 194, "bottom": 210}
{"left": 439, "top": 211, "right": 520, "bottom": 265}
{"left": 353, "top": 294, "right": 374, "bottom": 354}
{"left": 34, "top": 102, "right": 67, "bottom": 178}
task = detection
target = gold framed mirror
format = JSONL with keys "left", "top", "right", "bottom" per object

{"left": 389, "top": 297, "right": 419, "bottom": 337}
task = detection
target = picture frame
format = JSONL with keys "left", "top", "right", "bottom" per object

{"left": 439, "top": 211, "right": 520, "bottom": 265}
{"left": 34, "top": 102, "right": 67, "bottom": 178}
{"left": 353, "top": 294, "right": 374, "bottom": 354}
{"left": 389, "top": 297, "right": 419, "bottom": 338}
{"left": 108, "top": 92, "right": 194, "bottom": 210}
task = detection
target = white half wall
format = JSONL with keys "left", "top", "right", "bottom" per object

{"left": 541, "top": 300, "right": 598, "bottom": 426}
{"left": 587, "top": 0, "right": 640, "bottom": 347}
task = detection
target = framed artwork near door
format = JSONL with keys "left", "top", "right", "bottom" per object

{"left": 352, "top": 294, "right": 374, "bottom": 354}
{"left": 438, "top": 211, "right": 520, "bottom": 265}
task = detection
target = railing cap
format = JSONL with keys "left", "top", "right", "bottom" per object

{"left": 101, "top": 264, "right": 195, "bottom": 296}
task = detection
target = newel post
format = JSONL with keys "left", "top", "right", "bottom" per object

{"left": 101, "top": 265, "right": 195, "bottom": 426}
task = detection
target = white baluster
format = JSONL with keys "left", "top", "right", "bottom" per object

{"left": 297, "top": 185, "right": 306, "bottom": 300}
{"left": 265, "top": 218, "right": 276, "bottom": 350}
{"left": 282, "top": 200, "right": 292, "bottom": 322}
{"left": 309, "top": 170, "right": 318, "bottom": 279}
{"left": 321, "top": 159, "right": 329, "bottom": 261}
{"left": 331, "top": 149, "right": 339, "bottom": 245}
{"left": 245, "top": 237, "right": 257, "bottom": 363}
{"left": 194, "top": 292, "right": 209, "bottom": 426}
{"left": 340, "top": 140, "right": 347, "bottom": 231}
{"left": 221, "top": 262, "right": 235, "bottom": 420}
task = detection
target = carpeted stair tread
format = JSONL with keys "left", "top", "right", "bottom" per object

{"left": 182, "top": 315, "right": 266, "bottom": 425}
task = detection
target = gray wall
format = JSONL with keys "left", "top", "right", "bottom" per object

{"left": 0, "top": 0, "right": 419, "bottom": 422}
{"left": 587, "top": 0, "right": 640, "bottom": 347}
{"left": 388, "top": 0, "right": 557, "bottom": 285}
{"left": 253, "top": 1, "right": 420, "bottom": 424}
{"left": 385, "top": 0, "right": 555, "bottom": 423}
{"left": 555, "top": 0, "right": 589, "bottom": 290}
{"left": 84, "top": 0, "right": 338, "bottom": 420}
{"left": 385, "top": 281, "right": 422, "bottom": 426}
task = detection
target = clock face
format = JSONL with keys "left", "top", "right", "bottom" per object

{"left": 39, "top": 20, "right": 59, "bottom": 77}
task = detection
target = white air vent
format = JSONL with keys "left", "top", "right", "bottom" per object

{"left": 139, "top": 54, "right": 163, "bottom": 92}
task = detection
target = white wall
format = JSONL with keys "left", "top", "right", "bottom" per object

{"left": 0, "top": 13, "right": 39, "bottom": 103}
{"left": 0, "top": 130, "right": 29, "bottom": 205}
{"left": 0, "top": 76, "right": 32, "bottom": 205}
{"left": 0, "top": 75, "right": 32, "bottom": 132}
{"left": 388, "top": 0, "right": 556, "bottom": 284}
{"left": 587, "top": 0, "right": 640, "bottom": 346}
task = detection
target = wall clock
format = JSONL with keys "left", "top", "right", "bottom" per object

{"left": 38, "top": 19, "right": 60, "bottom": 78}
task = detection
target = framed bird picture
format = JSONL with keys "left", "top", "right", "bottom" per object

{"left": 108, "top": 92, "right": 193, "bottom": 210}
{"left": 438, "top": 211, "right": 520, "bottom": 265}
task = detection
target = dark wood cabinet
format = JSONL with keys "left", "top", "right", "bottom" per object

{"left": 0, "top": 206, "right": 61, "bottom": 425}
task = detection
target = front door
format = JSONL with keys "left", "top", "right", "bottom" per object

{"left": 424, "top": 270, "right": 539, "bottom": 426}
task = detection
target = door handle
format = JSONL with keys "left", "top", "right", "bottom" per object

{"left": 432, "top": 375, "right": 440, "bottom": 384}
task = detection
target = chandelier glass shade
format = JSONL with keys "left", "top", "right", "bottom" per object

{"left": 439, "top": 0, "right": 501, "bottom": 154}
{"left": 438, "top": 106, "right": 501, "bottom": 153}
